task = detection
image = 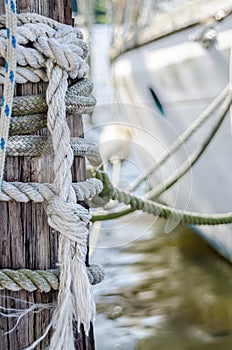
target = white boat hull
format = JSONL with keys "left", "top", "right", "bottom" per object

{"left": 112, "top": 17, "right": 232, "bottom": 261}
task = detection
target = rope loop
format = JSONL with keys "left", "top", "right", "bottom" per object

{"left": 46, "top": 196, "right": 91, "bottom": 243}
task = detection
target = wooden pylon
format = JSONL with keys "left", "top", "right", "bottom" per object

{"left": 0, "top": 1, "right": 94, "bottom": 348}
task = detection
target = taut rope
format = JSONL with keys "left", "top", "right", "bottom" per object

{"left": 90, "top": 167, "right": 232, "bottom": 226}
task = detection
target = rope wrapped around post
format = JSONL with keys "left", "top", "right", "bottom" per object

{"left": 0, "top": 10, "right": 104, "bottom": 350}
{"left": 0, "top": 265, "right": 105, "bottom": 292}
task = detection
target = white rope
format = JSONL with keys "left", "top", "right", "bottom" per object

{"left": 0, "top": 178, "right": 103, "bottom": 203}
{"left": 0, "top": 11, "right": 101, "bottom": 350}
{"left": 22, "top": 19, "right": 94, "bottom": 349}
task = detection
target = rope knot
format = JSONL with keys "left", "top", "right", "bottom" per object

{"left": 34, "top": 24, "right": 88, "bottom": 78}
{"left": 46, "top": 196, "right": 91, "bottom": 243}
{"left": 0, "top": 14, "right": 89, "bottom": 81}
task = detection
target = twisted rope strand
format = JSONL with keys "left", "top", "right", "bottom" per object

{"left": 0, "top": 178, "right": 103, "bottom": 203}
{"left": 92, "top": 86, "right": 232, "bottom": 221}
{"left": 91, "top": 169, "right": 232, "bottom": 226}
{"left": 6, "top": 78, "right": 96, "bottom": 135}
{"left": 0, "top": 265, "right": 105, "bottom": 292}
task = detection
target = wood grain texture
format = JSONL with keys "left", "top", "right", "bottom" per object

{"left": 0, "top": 1, "right": 94, "bottom": 349}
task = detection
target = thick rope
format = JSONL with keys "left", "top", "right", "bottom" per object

{"left": 6, "top": 135, "right": 101, "bottom": 160}
{"left": 0, "top": 78, "right": 99, "bottom": 164}
{"left": 0, "top": 15, "right": 88, "bottom": 76}
{"left": 0, "top": 265, "right": 105, "bottom": 292}
{"left": 0, "top": 13, "right": 85, "bottom": 32}
{"left": 0, "top": 178, "right": 103, "bottom": 203}
{"left": 90, "top": 169, "right": 232, "bottom": 226}
{"left": 1, "top": 78, "right": 96, "bottom": 119}
{"left": 0, "top": 0, "right": 17, "bottom": 186}
{"left": 0, "top": 12, "right": 102, "bottom": 350}
{"left": 8, "top": 78, "right": 96, "bottom": 136}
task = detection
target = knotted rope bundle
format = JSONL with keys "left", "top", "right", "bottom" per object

{"left": 0, "top": 9, "right": 104, "bottom": 350}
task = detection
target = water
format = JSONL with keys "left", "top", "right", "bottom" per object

{"left": 85, "top": 24, "right": 232, "bottom": 350}
{"left": 93, "top": 220, "right": 232, "bottom": 350}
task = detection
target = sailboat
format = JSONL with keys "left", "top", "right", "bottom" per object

{"left": 111, "top": 0, "right": 232, "bottom": 261}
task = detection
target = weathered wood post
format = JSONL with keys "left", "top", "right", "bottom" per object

{"left": 0, "top": 0, "right": 94, "bottom": 348}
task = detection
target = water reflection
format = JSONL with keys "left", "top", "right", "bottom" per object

{"left": 94, "top": 220, "right": 232, "bottom": 349}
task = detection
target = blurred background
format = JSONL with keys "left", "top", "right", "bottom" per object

{"left": 72, "top": 1, "right": 232, "bottom": 349}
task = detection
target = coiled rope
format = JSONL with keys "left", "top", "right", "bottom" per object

{"left": 8, "top": 78, "right": 96, "bottom": 135}
{"left": 0, "top": 9, "right": 104, "bottom": 350}
{"left": 0, "top": 178, "right": 103, "bottom": 202}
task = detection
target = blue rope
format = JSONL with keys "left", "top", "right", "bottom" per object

{"left": 0, "top": 0, "right": 17, "bottom": 186}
